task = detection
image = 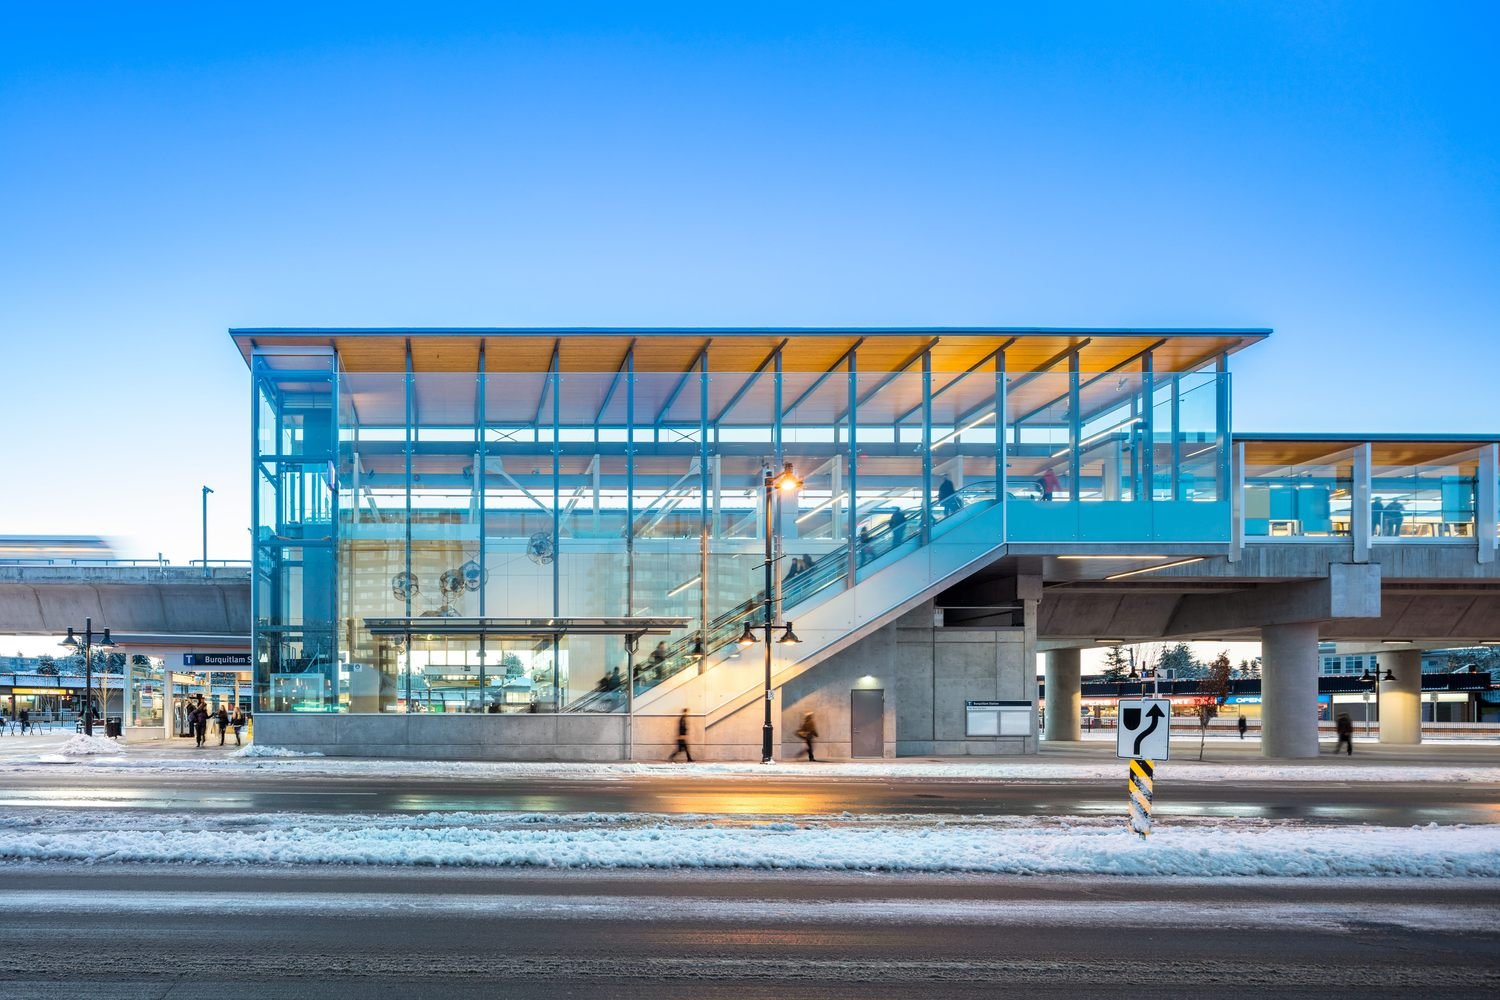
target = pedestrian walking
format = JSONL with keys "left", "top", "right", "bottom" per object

{"left": 795, "top": 711, "right": 818, "bottom": 761}
{"left": 1335, "top": 713, "right": 1354, "bottom": 756}
{"left": 1371, "top": 497, "right": 1385, "bottom": 537}
{"left": 18, "top": 709, "right": 28, "bottom": 734}
{"left": 1040, "top": 468, "right": 1061, "bottom": 502}
{"left": 668, "top": 708, "right": 693, "bottom": 762}
{"left": 1237, "top": 715, "right": 1248, "bottom": 739}
{"left": 216, "top": 706, "right": 230, "bottom": 746}
{"left": 191, "top": 705, "right": 208, "bottom": 748}
{"left": 230, "top": 707, "right": 246, "bottom": 746}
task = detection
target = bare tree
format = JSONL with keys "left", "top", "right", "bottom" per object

{"left": 1197, "top": 651, "right": 1233, "bottom": 761}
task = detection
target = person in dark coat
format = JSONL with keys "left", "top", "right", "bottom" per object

{"left": 1237, "top": 715, "right": 1248, "bottom": 739}
{"left": 1334, "top": 713, "right": 1354, "bottom": 756}
{"left": 938, "top": 476, "right": 960, "bottom": 517}
{"left": 215, "top": 706, "right": 230, "bottom": 746}
{"left": 1370, "top": 498, "right": 1385, "bottom": 537}
{"left": 191, "top": 702, "right": 209, "bottom": 748}
{"left": 18, "top": 709, "right": 28, "bottom": 734}
{"left": 795, "top": 712, "right": 819, "bottom": 761}
{"left": 668, "top": 708, "right": 693, "bottom": 762}
{"left": 1385, "top": 500, "right": 1405, "bottom": 537}
{"left": 889, "top": 507, "right": 907, "bottom": 546}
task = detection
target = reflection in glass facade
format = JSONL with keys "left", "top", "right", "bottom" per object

{"left": 249, "top": 332, "right": 1236, "bottom": 715}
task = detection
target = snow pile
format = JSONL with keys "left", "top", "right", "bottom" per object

{"left": 1, "top": 811, "right": 1496, "bottom": 877}
{"left": 229, "top": 745, "right": 323, "bottom": 759}
{"left": 55, "top": 735, "right": 125, "bottom": 756}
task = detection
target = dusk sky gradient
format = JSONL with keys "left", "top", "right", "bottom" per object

{"left": 1, "top": 2, "right": 1497, "bottom": 563}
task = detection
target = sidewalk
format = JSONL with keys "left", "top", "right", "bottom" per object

{"left": 3, "top": 733, "right": 1497, "bottom": 782}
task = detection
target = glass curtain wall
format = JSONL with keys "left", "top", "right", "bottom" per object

{"left": 253, "top": 348, "right": 338, "bottom": 713}
{"left": 256, "top": 348, "right": 1233, "bottom": 714}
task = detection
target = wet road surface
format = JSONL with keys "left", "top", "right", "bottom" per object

{"left": 1, "top": 865, "right": 1496, "bottom": 998}
{"left": 0, "top": 770, "right": 1497, "bottom": 824}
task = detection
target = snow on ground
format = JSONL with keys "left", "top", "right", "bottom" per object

{"left": 0, "top": 809, "right": 1495, "bottom": 877}
{"left": 11, "top": 751, "right": 1499, "bottom": 784}
{"left": 229, "top": 745, "right": 323, "bottom": 759}
{"left": 53, "top": 735, "right": 125, "bottom": 756}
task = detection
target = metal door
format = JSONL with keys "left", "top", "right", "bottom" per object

{"left": 850, "top": 688, "right": 884, "bottom": 758}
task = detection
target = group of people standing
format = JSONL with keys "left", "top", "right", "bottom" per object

{"left": 184, "top": 694, "right": 247, "bottom": 748}
{"left": 1370, "top": 499, "right": 1406, "bottom": 537}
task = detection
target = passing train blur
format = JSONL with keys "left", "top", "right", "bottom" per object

{"left": 0, "top": 535, "right": 118, "bottom": 563}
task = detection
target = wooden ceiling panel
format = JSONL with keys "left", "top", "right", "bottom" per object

{"left": 231, "top": 329, "right": 1266, "bottom": 376}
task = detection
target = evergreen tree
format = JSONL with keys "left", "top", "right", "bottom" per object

{"left": 1158, "top": 642, "right": 1205, "bottom": 680}
{"left": 1100, "top": 645, "right": 1130, "bottom": 681}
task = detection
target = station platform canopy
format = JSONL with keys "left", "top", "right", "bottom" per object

{"left": 231, "top": 327, "right": 1268, "bottom": 374}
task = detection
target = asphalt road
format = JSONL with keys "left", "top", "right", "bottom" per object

{"left": 1, "top": 769, "right": 1497, "bottom": 825}
{"left": 1, "top": 865, "right": 1496, "bottom": 999}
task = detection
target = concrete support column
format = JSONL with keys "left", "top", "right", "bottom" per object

{"left": 1260, "top": 622, "right": 1321, "bottom": 758}
{"left": 1043, "top": 649, "right": 1081, "bottom": 741}
{"left": 1378, "top": 649, "right": 1423, "bottom": 745}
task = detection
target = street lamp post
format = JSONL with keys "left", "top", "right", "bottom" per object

{"left": 1358, "top": 663, "right": 1397, "bottom": 739}
{"left": 60, "top": 617, "right": 115, "bottom": 736}
{"left": 753, "top": 461, "right": 802, "bottom": 764}
{"left": 202, "top": 485, "right": 214, "bottom": 578}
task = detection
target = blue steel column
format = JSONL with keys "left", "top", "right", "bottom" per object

{"left": 249, "top": 359, "right": 261, "bottom": 711}
{"left": 846, "top": 348, "right": 858, "bottom": 586}
{"left": 1068, "top": 350, "right": 1081, "bottom": 503}
{"left": 1215, "top": 353, "right": 1231, "bottom": 502}
{"left": 1170, "top": 374, "right": 1182, "bottom": 500}
{"left": 625, "top": 348, "right": 635, "bottom": 618}
{"left": 773, "top": 350, "right": 783, "bottom": 471}
{"left": 921, "top": 351, "right": 933, "bottom": 544}
{"left": 551, "top": 351, "right": 561, "bottom": 710}
{"left": 403, "top": 341, "right": 414, "bottom": 712}
{"left": 1141, "top": 351, "right": 1155, "bottom": 500}
{"left": 476, "top": 343, "right": 486, "bottom": 704}
{"left": 995, "top": 350, "right": 1006, "bottom": 540}
{"left": 699, "top": 352, "right": 711, "bottom": 643}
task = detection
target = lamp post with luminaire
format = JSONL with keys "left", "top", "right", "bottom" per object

{"left": 1358, "top": 663, "right": 1397, "bottom": 738}
{"left": 740, "top": 462, "right": 804, "bottom": 764}
{"left": 60, "top": 617, "right": 115, "bottom": 736}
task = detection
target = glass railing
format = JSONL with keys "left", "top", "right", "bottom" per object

{"left": 588, "top": 480, "right": 1000, "bottom": 705}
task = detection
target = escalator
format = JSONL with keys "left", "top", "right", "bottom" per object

{"left": 619, "top": 479, "right": 1005, "bottom": 713}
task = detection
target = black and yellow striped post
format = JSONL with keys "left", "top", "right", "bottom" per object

{"left": 1128, "top": 758, "right": 1154, "bottom": 837}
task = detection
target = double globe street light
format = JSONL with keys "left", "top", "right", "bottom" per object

{"left": 60, "top": 617, "right": 115, "bottom": 736}
{"left": 737, "top": 461, "right": 804, "bottom": 764}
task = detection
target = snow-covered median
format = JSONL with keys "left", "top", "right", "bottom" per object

{"left": 229, "top": 745, "right": 322, "bottom": 759}
{"left": 1, "top": 810, "right": 1495, "bottom": 877}
{"left": 11, "top": 750, "right": 1500, "bottom": 783}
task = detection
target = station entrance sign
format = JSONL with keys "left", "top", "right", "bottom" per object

{"left": 1116, "top": 697, "right": 1171, "bottom": 761}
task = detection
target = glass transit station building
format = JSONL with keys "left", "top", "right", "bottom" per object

{"left": 234, "top": 328, "right": 1499, "bottom": 759}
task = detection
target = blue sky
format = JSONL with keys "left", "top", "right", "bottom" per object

{"left": 1, "top": 2, "right": 1496, "bottom": 561}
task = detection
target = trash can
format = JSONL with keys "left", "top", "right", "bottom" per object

{"left": 105, "top": 719, "right": 122, "bottom": 739}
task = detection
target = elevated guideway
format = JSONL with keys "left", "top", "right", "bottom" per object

{"left": 0, "top": 564, "right": 251, "bottom": 637}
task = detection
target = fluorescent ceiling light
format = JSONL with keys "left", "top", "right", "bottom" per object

{"left": 932, "top": 410, "right": 996, "bottom": 449}
{"left": 666, "top": 576, "right": 701, "bottom": 598}
{"left": 1104, "top": 557, "right": 1206, "bottom": 580}
{"left": 1058, "top": 555, "right": 1169, "bottom": 561}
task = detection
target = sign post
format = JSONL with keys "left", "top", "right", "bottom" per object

{"left": 1116, "top": 697, "right": 1171, "bottom": 838}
